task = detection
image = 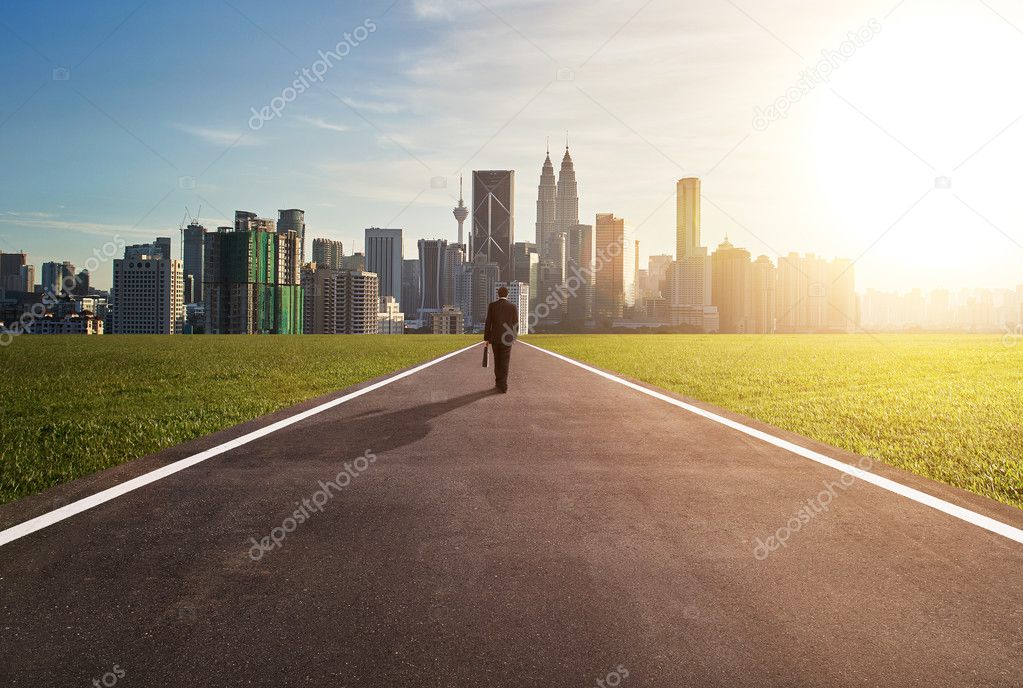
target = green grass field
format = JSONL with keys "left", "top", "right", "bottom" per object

{"left": 0, "top": 335, "right": 476, "bottom": 504}
{"left": 528, "top": 334, "right": 1023, "bottom": 509}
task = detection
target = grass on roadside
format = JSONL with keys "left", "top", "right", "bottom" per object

{"left": 528, "top": 334, "right": 1023, "bottom": 509}
{"left": 0, "top": 335, "right": 476, "bottom": 504}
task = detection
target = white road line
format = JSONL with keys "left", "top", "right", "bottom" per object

{"left": 522, "top": 341, "right": 1023, "bottom": 546}
{"left": 0, "top": 343, "right": 481, "bottom": 548}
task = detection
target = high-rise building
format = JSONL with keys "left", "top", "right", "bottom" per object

{"left": 418, "top": 239, "right": 447, "bottom": 313}
{"left": 41, "top": 261, "right": 61, "bottom": 295}
{"left": 453, "top": 176, "right": 469, "bottom": 246}
{"left": 300, "top": 264, "right": 380, "bottom": 335}
{"left": 19, "top": 264, "right": 35, "bottom": 294}
{"left": 235, "top": 210, "right": 275, "bottom": 233}
{"left": 775, "top": 253, "right": 852, "bottom": 332}
{"left": 277, "top": 209, "right": 306, "bottom": 264}
{"left": 535, "top": 149, "right": 558, "bottom": 271}
{"left": 494, "top": 281, "right": 530, "bottom": 337}
{"left": 301, "top": 263, "right": 339, "bottom": 335}
{"left": 647, "top": 255, "right": 673, "bottom": 298}
{"left": 564, "top": 223, "right": 594, "bottom": 324}
{"left": 110, "top": 247, "right": 184, "bottom": 334}
{"left": 378, "top": 296, "right": 404, "bottom": 334}
{"left": 203, "top": 223, "right": 303, "bottom": 334}
{"left": 456, "top": 254, "right": 500, "bottom": 331}
{"left": 341, "top": 252, "right": 365, "bottom": 272}
{"left": 365, "top": 228, "right": 403, "bottom": 306}
{"left": 0, "top": 252, "right": 27, "bottom": 295}
{"left": 751, "top": 255, "right": 777, "bottom": 334}
{"left": 312, "top": 238, "right": 344, "bottom": 270}
{"left": 711, "top": 238, "right": 753, "bottom": 333}
{"left": 443, "top": 243, "right": 464, "bottom": 307}
{"left": 676, "top": 177, "right": 701, "bottom": 259}
{"left": 555, "top": 144, "right": 580, "bottom": 242}
{"left": 343, "top": 271, "right": 380, "bottom": 334}
{"left": 828, "top": 259, "right": 857, "bottom": 332}
{"left": 594, "top": 213, "right": 634, "bottom": 320}
{"left": 182, "top": 221, "right": 206, "bottom": 304}
{"left": 401, "top": 259, "right": 420, "bottom": 320}
{"left": 471, "top": 170, "right": 514, "bottom": 281}
{"left": 72, "top": 269, "right": 90, "bottom": 296}
{"left": 512, "top": 242, "right": 537, "bottom": 284}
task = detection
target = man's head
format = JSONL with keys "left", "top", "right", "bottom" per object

{"left": 497, "top": 286, "right": 509, "bottom": 299}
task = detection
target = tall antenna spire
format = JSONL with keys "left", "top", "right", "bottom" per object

{"left": 566, "top": 130, "right": 569, "bottom": 149}
{"left": 546, "top": 136, "right": 550, "bottom": 155}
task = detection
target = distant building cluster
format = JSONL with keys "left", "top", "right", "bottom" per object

{"left": 3, "top": 139, "right": 1021, "bottom": 339}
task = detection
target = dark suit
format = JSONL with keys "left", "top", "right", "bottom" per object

{"left": 483, "top": 297, "right": 519, "bottom": 391}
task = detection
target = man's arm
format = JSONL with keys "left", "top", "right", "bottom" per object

{"left": 483, "top": 302, "right": 494, "bottom": 344}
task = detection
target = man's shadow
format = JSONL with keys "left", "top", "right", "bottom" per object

{"left": 300, "top": 388, "right": 497, "bottom": 460}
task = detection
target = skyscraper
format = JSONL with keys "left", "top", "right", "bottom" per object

{"left": 204, "top": 223, "right": 303, "bottom": 334}
{"left": 401, "top": 259, "right": 420, "bottom": 319}
{"left": 456, "top": 254, "right": 500, "bottom": 331}
{"left": 676, "top": 177, "right": 701, "bottom": 259}
{"left": 418, "top": 238, "right": 447, "bottom": 312}
{"left": 751, "top": 255, "right": 777, "bottom": 334}
{"left": 564, "top": 223, "right": 594, "bottom": 324}
{"left": 555, "top": 144, "right": 579, "bottom": 242}
{"left": 494, "top": 281, "right": 530, "bottom": 337}
{"left": 41, "top": 261, "right": 62, "bottom": 295}
{"left": 300, "top": 264, "right": 378, "bottom": 334}
{"left": 471, "top": 170, "right": 514, "bottom": 281}
{"left": 312, "top": 238, "right": 344, "bottom": 270}
{"left": 0, "top": 252, "right": 27, "bottom": 295}
{"left": 535, "top": 149, "right": 557, "bottom": 266}
{"left": 453, "top": 176, "right": 469, "bottom": 246}
{"left": 443, "top": 243, "right": 465, "bottom": 307}
{"left": 365, "top": 227, "right": 403, "bottom": 306}
{"left": 182, "top": 221, "right": 206, "bottom": 304}
{"left": 278, "top": 209, "right": 306, "bottom": 264}
{"left": 111, "top": 245, "right": 184, "bottom": 334}
{"left": 19, "top": 264, "right": 35, "bottom": 294}
{"left": 710, "top": 237, "right": 753, "bottom": 333}
{"left": 594, "top": 213, "right": 634, "bottom": 320}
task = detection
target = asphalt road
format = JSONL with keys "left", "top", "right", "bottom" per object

{"left": 1, "top": 342, "right": 1021, "bottom": 687}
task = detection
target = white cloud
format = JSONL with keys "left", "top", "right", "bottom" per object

{"left": 173, "top": 124, "right": 260, "bottom": 147}
{"left": 340, "top": 97, "right": 405, "bottom": 115}
{"left": 297, "top": 116, "right": 351, "bottom": 133}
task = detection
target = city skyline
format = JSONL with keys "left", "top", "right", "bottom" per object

{"left": 1, "top": 1, "right": 1021, "bottom": 294}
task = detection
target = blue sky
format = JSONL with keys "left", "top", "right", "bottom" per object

{"left": 2, "top": 0, "right": 1023, "bottom": 292}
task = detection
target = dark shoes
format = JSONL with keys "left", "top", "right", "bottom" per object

{"left": 495, "top": 384, "right": 508, "bottom": 394}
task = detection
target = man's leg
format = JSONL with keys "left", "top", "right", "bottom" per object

{"left": 494, "top": 343, "right": 512, "bottom": 391}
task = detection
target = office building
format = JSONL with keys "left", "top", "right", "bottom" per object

{"left": 235, "top": 210, "right": 275, "bottom": 233}
{"left": 182, "top": 221, "right": 206, "bottom": 304}
{"left": 471, "top": 170, "right": 514, "bottom": 281}
{"left": 401, "top": 259, "right": 420, "bottom": 321}
{"left": 0, "top": 252, "right": 27, "bottom": 295}
{"left": 110, "top": 247, "right": 184, "bottom": 334}
{"left": 443, "top": 243, "right": 465, "bottom": 306}
{"left": 418, "top": 239, "right": 447, "bottom": 313}
{"left": 676, "top": 177, "right": 701, "bottom": 259}
{"left": 456, "top": 254, "right": 500, "bottom": 331}
{"left": 594, "top": 213, "right": 634, "bottom": 320}
{"left": 277, "top": 209, "right": 306, "bottom": 264}
{"left": 19, "top": 264, "right": 35, "bottom": 294}
{"left": 564, "top": 223, "right": 594, "bottom": 324}
{"left": 312, "top": 238, "right": 344, "bottom": 270}
{"left": 341, "top": 252, "right": 365, "bottom": 272}
{"left": 365, "top": 227, "right": 403, "bottom": 306}
{"left": 711, "top": 238, "right": 753, "bottom": 333}
{"left": 751, "top": 255, "right": 777, "bottom": 334}
{"left": 378, "top": 296, "right": 405, "bottom": 334}
{"left": 535, "top": 149, "right": 558, "bottom": 273}
{"left": 300, "top": 264, "right": 379, "bottom": 335}
{"left": 204, "top": 223, "right": 303, "bottom": 334}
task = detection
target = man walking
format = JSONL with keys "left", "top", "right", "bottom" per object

{"left": 483, "top": 286, "right": 519, "bottom": 393}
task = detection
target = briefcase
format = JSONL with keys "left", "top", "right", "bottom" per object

{"left": 482, "top": 345, "right": 489, "bottom": 368}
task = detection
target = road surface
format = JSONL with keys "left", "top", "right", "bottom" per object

{"left": 1, "top": 342, "right": 1021, "bottom": 686}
